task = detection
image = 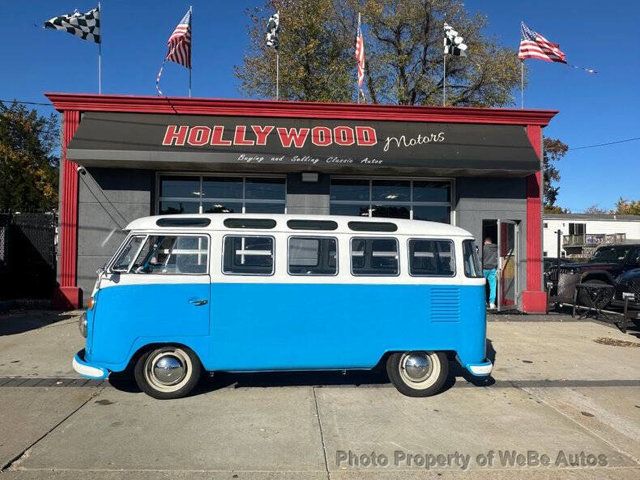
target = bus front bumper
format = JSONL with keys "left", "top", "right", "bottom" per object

{"left": 72, "top": 349, "right": 110, "bottom": 380}
{"left": 457, "top": 356, "right": 493, "bottom": 377}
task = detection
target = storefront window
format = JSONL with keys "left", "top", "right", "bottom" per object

{"left": 413, "top": 181, "right": 451, "bottom": 202}
{"left": 159, "top": 175, "right": 286, "bottom": 214}
{"left": 331, "top": 179, "right": 369, "bottom": 202}
{"left": 160, "top": 176, "right": 201, "bottom": 199}
{"left": 372, "top": 180, "right": 411, "bottom": 202}
{"left": 330, "top": 203, "right": 370, "bottom": 217}
{"left": 202, "top": 177, "right": 244, "bottom": 199}
{"left": 159, "top": 201, "right": 200, "bottom": 215}
{"left": 330, "top": 178, "right": 452, "bottom": 223}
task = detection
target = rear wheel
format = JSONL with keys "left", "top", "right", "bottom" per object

{"left": 134, "top": 346, "right": 201, "bottom": 399}
{"left": 386, "top": 351, "right": 448, "bottom": 397}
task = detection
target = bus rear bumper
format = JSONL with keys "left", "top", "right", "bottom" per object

{"left": 457, "top": 356, "right": 493, "bottom": 377}
{"left": 72, "top": 350, "right": 110, "bottom": 380}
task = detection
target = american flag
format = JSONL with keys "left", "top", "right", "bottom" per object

{"left": 165, "top": 9, "right": 192, "bottom": 68}
{"left": 355, "top": 13, "right": 365, "bottom": 89}
{"left": 518, "top": 22, "right": 566, "bottom": 63}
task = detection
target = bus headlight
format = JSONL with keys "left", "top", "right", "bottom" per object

{"left": 79, "top": 312, "right": 88, "bottom": 338}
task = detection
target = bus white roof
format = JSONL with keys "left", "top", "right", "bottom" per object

{"left": 125, "top": 214, "right": 474, "bottom": 238}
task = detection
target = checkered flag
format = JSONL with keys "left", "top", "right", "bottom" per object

{"left": 443, "top": 22, "right": 467, "bottom": 57}
{"left": 44, "top": 7, "right": 100, "bottom": 43}
{"left": 266, "top": 12, "right": 280, "bottom": 50}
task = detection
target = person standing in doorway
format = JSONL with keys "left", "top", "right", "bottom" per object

{"left": 482, "top": 237, "right": 498, "bottom": 309}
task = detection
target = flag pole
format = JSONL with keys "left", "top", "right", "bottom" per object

{"left": 357, "top": 12, "right": 361, "bottom": 104}
{"left": 442, "top": 52, "right": 446, "bottom": 106}
{"left": 98, "top": 2, "right": 102, "bottom": 94}
{"left": 276, "top": 10, "right": 280, "bottom": 100}
{"left": 520, "top": 60, "right": 524, "bottom": 109}
{"left": 188, "top": 5, "right": 192, "bottom": 97}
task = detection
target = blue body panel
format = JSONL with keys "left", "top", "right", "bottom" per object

{"left": 89, "top": 282, "right": 211, "bottom": 371}
{"left": 84, "top": 282, "right": 487, "bottom": 374}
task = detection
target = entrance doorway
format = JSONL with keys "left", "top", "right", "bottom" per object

{"left": 482, "top": 219, "right": 520, "bottom": 311}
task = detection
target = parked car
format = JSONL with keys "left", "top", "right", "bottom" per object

{"left": 543, "top": 257, "right": 575, "bottom": 275}
{"left": 612, "top": 268, "right": 640, "bottom": 310}
{"left": 549, "top": 244, "right": 640, "bottom": 306}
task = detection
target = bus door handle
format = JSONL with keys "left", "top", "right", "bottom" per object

{"left": 189, "top": 299, "right": 208, "bottom": 306}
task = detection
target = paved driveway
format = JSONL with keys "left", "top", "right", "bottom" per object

{"left": 0, "top": 311, "right": 639, "bottom": 479}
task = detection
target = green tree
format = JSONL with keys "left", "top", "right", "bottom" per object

{"left": 542, "top": 137, "right": 568, "bottom": 213}
{"left": 237, "top": 0, "right": 522, "bottom": 106}
{"left": 614, "top": 198, "right": 640, "bottom": 215}
{"left": 358, "top": 0, "right": 521, "bottom": 105}
{"left": 236, "top": 0, "right": 355, "bottom": 102}
{"left": 0, "top": 102, "right": 59, "bottom": 211}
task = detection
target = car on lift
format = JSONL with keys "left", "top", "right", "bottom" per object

{"left": 549, "top": 243, "right": 640, "bottom": 306}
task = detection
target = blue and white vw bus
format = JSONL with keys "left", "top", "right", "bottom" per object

{"left": 73, "top": 214, "right": 492, "bottom": 399}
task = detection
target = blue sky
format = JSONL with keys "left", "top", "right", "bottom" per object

{"left": 1, "top": 0, "right": 638, "bottom": 212}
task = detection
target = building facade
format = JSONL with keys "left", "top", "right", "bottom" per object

{"left": 543, "top": 213, "right": 640, "bottom": 259}
{"left": 48, "top": 94, "right": 556, "bottom": 312}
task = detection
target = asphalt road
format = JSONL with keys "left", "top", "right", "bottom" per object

{"left": 0, "top": 310, "right": 639, "bottom": 479}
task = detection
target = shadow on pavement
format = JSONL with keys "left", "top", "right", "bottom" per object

{"left": 108, "top": 368, "right": 393, "bottom": 396}
{"left": 0, "top": 310, "right": 75, "bottom": 336}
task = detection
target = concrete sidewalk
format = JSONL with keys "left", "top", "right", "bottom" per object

{"left": 0, "top": 310, "right": 639, "bottom": 479}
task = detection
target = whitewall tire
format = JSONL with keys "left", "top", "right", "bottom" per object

{"left": 386, "top": 351, "right": 448, "bottom": 397}
{"left": 134, "top": 346, "right": 201, "bottom": 399}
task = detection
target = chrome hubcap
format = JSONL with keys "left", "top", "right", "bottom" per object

{"left": 151, "top": 354, "right": 186, "bottom": 386}
{"left": 401, "top": 353, "right": 433, "bottom": 382}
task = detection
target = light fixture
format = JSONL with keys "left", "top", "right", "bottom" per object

{"left": 301, "top": 172, "right": 319, "bottom": 183}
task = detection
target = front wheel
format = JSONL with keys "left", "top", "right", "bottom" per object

{"left": 134, "top": 346, "right": 201, "bottom": 399}
{"left": 386, "top": 351, "right": 448, "bottom": 397}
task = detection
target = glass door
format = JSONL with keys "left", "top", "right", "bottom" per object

{"left": 497, "top": 220, "right": 519, "bottom": 311}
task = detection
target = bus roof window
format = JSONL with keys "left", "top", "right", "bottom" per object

{"left": 156, "top": 217, "right": 211, "bottom": 227}
{"left": 287, "top": 220, "right": 338, "bottom": 231}
{"left": 223, "top": 218, "right": 277, "bottom": 229}
{"left": 348, "top": 221, "right": 398, "bottom": 232}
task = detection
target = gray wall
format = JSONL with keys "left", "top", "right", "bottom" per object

{"left": 77, "top": 168, "right": 154, "bottom": 298}
{"left": 455, "top": 177, "right": 528, "bottom": 307}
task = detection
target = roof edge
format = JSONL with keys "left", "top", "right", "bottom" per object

{"left": 45, "top": 93, "right": 558, "bottom": 126}
{"left": 544, "top": 213, "right": 640, "bottom": 221}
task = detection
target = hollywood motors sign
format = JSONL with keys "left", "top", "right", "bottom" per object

{"left": 161, "top": 123, "right": 447, "bottom": 155}
{"left": 66, "top": 112, "right": 542, "bottom": 172}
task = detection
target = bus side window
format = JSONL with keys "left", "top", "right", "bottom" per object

{"left": 288, "top": 237, "right": 338, "bottom": 276}
{"left": 409, "top": 239, "right": 455, "bottom": 277}
{"left": 223, "top": 236, "right": 274, "bottom": 275}
{"left": 351, "top": 238, "right": 399, "bottom": 276}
